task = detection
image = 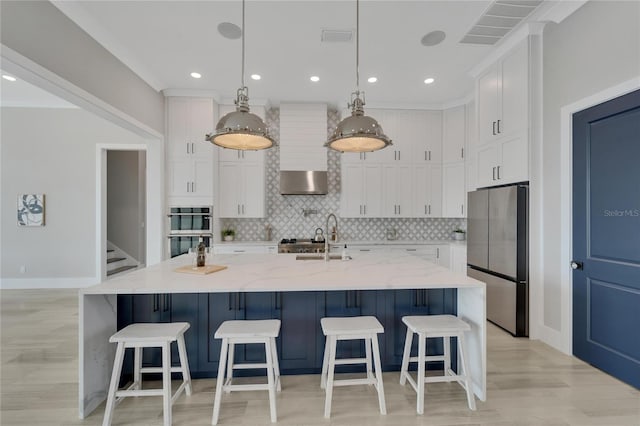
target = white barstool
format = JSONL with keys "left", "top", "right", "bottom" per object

{"left": 320, "top": 316, "right": 386, "bottom": 418}
{"left": 399, "top": 315, "right": 476, "bottom": 414}
{"left": 103, "top": 322, "right": 193, "bottom": 426}
{"left": 211, "top": 319, "right": 281, "bottom": 425}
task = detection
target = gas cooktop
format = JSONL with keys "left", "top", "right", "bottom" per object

{"left": 278, "top": 239, "right": 325, "bottom": 253}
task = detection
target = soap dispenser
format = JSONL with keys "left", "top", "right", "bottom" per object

{"left": 341, "top": 244, "right": 349, "bottom": 261}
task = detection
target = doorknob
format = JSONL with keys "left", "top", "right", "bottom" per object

{"left": 570, "top": 261, "right": 583, "bottom": 270}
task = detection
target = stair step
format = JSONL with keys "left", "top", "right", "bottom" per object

{"left": 107, "top": 265, "right": 137, "bottom": 276}
{"left": 107, "top": 257, "right": 126, "bottom": 264}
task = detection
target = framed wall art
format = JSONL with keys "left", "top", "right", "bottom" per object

{"left": 17, "top": 194, "right": 45, "bottom": 226}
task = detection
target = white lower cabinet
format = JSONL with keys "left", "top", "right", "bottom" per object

{"left": 218, "top": 162, "right": 265, "bottom": 218}
{"left": 476, "top": 133, "right": 528, "bottom": 188}
{"left": 340, "top": 163, "right": 383, "bottom": 218}
{"left": 449, "top": 244, "right": 467, "bottom": 274}
{"left": 413, "top": 165, "right": 442, "bottom": 217}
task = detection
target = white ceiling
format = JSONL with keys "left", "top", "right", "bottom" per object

{"left": 52, "top": 1, "right": 540, "bottom": 108}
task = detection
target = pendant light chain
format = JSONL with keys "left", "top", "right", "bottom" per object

{"left": 355, "top": 0, "right": 359, "bottom": 93}
{"left": 241, "top": 0, "right": 246, "bottom": 89}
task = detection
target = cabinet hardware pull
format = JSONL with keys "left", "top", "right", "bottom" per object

{"left": 238, "top": 204, "right": 240, "bottom": 215}
{"left": 406, "top": 248, "right": 417, "bottom": 252}
{"left": 360, "top": 205, "right": 362, "bottom": 215}
{"left": 275, "top": 292, "right": 282, "bottom": 310}
{"left": 461, "top": 148, "right": 464, "bottom": 159}
{"left": 497, "top": 165, "right": 501, "bottom": 180}
{"left": 398, "top": 151, "right": 401, "bottom": 161}
{"left": 497, "top": 119, "right": 501, "bottom": 134}
{"left": 163, "top": 294, "right": 170, "bottom": 312}
{"left": 461, "top": 204, "right": 464, "bottom": 215}
{"left": 425, "top": 151, "right": 427, "bottom": 161}
{"left": 355, "top": 290, "right": 360, "bottom": 308}
{"left": 228, "top": 293, "right": 233, "bottom": 311}
{"left": 425, "top": 205, "right": 427, "bottom": 215}
{"left": 364, "top": 205, "right": 366, "bottom": 215}
{"left": 186, "top": 182, "right": 190, "bottom": 193}
{"left": 492, "top": 121, "right": 496, "bottom": 135}
{"left": 242, "top": 204, "right": 245, "bottom": 214}
{"left": 192, "top": 182, "right": 195, "bottom": 192}
{"left": 233, "top": 250, "right": 246, "bottom": 253}
{"left": 153, "top": 294, "right": 159, "bottom": 312}
{"left": 429, "top": 151, "right": 432, "bottom": 161}
{"left": 437, "top": 248, "right": 440, "bottom": 258}
{"left": 428, "top": 204, "right": 431, "bottom": 215}
{"left": 364, "top": 153, "right": 366, "bottom": 160}
{"left": 398, "top": 205, "right": 401, "bottom": 215}
{"left": 186, "top": 143, "right": 190, "bottom": 154}
{"left": 360, "top": 249, "right": 370, "bottom": 252}
{"left": 492, "top": 167, "right": 496, "bottom": 180}
{"left": 236, "top": 293, "right": 240, "bottom": 311}
{"left": 394, "top": 205, "right": 397, "bottom": 214}
{"left": 191, "top": 142, "right": 194, "bottom": 154}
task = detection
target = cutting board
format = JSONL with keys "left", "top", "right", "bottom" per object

{"left": 174, "top": 264, "right": 228, "bottom": 275}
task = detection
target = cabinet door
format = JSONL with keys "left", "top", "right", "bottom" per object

{"left": 500, "top": 41, "right": 529, "bottom": 139}
{"left": 168, "top": 159, "right": 193, "bottom": 197}
{"left": 218, "top": 162, "right": 241, "bottom": 217}
{"left": 498, "top": 134, "right": 528, "bottom": 184}
{"left": 198, "top": 293, "right": 239, "bottom": 373}
{"left": 442, "top": 163, "right": 466, "bottom": 218}
{"left": 443, "top": 106, "right": 466, "bottom": 163}
{"left": 167, "top": 98, "right": 190, "bottom": 158}
{"left": 396, "top": 165, "right": 413, "bottom": 218}
{"left": 413, "top": 110, "right": 442, "bottom": 163}
{"left": 367, "top": 109, "right": 395, "bottom": 163}
{"left": 340, "top": 164, "right": 365, "bottom": 217}
{"left": 189, "top": 98, "right": 214, "bottom": 158}
{"left": 169, "top": 294, "right": 199, "bottom": 368}
{"left": 476, "top": 144, "right": 498, "bottom": 188}
{"left": 428, "top": 165, "right": 443, "bottom": 217}
{"left": 477, "top": 65, "right": 499, "bottom": 146}
{"left": 382, "top": 165, "right": 399, "bottom": 217}
{"left": 241, "top": 163, "right": 265, "bottom": 218}
{"left": 450, "top": 244, "right": 467, "bottom": 273}
{"left": 193, "top": 159, "right": 213, "bottom": 198}
{"left": 363, "top": 164, "right": 383, "bottom": 217}
{"left": 238, "top": 293, "right": 276, "bottom": 365}
{"left": 276, "top": 292, "right": 321, "bottom": 370}
{"left": 435, "top": 244, "right": 450, "bottom": 268}
{"left": 413, "top": 165, "right": 429, "bottom": 217}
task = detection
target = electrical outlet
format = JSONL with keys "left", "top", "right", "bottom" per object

{"left": 19, "top": 265, "right": 26, "bottom": 274}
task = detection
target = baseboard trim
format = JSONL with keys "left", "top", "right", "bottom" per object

{"left": 537, "top": 323, "right": 571, "bottom": 355}
{"left": 0, "top": 277, "right": 97, "bottom": 289}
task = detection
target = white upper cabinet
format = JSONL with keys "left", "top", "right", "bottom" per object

{"left": 382, "top": 164, "right": 413, "bottom": 217}
{"left": 413, "top": 165, "right": 442, "bottom": 218}
{"left": 413, "top": 110, "right": 442, "bottom": 164}
{"left": 217, "top": 104, "right": 266, "bottom": 163}
{"left": 442, "top": 162, "right": 466, "bottom": 218}
{"left": 218, "top": 162, "right": 265, "bottom": 218}
{"left": 167, "top": 97, "right": 215, "bottom": 159}
{"left": 442, "top": 105, "right": 466, "bottom": 164}
{"left": 474, "top": 37, "right": 533, "bottom": 187}
{"left": 477, "top": 39, "right": 529, "bottom": 147}
{"left": 340, "top": 163, "right": 383, "bottom": 218}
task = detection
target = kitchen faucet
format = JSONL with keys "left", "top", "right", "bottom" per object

{"left": 324, "top": 213, "right": 339, "bottom": 261}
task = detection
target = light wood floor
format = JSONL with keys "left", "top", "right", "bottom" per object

{"left": 1, "top": 289, "right": 638, "bottom": 425}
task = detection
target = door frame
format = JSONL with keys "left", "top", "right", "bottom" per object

{"left": 557, "top": 77, "right": 640, "bottom": 355}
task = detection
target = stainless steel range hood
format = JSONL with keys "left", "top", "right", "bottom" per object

{"left": 280, "top": 170, "right": 328, "bottom": 195}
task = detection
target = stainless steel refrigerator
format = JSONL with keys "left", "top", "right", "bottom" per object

{"left": 467, "top": 184, "right": 529, "bottom": 337}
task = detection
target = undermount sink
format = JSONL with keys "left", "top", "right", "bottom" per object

{"left": 296, "top": 254, "right": 342, "bottom": 260}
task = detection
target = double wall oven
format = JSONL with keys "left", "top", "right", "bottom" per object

{"left": 167, "top": 206, "right": 213, "bottom": 258}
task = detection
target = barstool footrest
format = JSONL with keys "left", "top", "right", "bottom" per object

{"left": 231, "top": 362, "right": 268, "bottom": 369}
{"left": 334, "top": 357, "right": 368, "bottom": 365}
{"left": 407, "top": 355, "right": 446, "bottom": 363}
{"left": 333, "top": 378, "right": 378, "bottom": 387}
{"left": 140, "top": 366, "right": 184, "bottom": 374}
{"left": 223, "top": 383, "right": 272, "bottom": 392}
{"left": 115, "top": 389, "right": 164, "bottom": 397}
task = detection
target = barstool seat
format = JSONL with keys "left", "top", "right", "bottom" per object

{"left": 103, "top": 322, "right": 193, "bottom": 426}
{"left": 400, "top": 315, "right": 476, "bottom": 414}
{"left": 320, "top": 316, "right": 386, "bottom": 418}
{"left": 212, "top": 319, "right": 281, "bottom": 425}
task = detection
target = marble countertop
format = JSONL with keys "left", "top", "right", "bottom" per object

{"left": 83, "top": 250, "right": 481, "bottom": 295}
{"left": 217, "top": 240, "right": 466, "bottom": 246}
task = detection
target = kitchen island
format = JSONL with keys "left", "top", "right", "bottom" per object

{"left": 79, "top": 250, "right": 485, "bottom": 418}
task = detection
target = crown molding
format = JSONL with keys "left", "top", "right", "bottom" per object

{"left": 469, "top": 22, "right": 546, "bottom": 78}
{"left": 531, "top": 0, "right": 588, "bottom": 24}
{"left": 162, "top": 88, "right": 222, "bottom": 101}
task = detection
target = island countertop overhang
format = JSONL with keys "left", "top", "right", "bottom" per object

{"left": 83, "top": 252, "right": 484, "bottom": 295}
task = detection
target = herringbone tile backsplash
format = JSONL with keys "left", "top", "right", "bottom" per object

{"left": 221, "top": 108, "right": 466, "bottom": 242}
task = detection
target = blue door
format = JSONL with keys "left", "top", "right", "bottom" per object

{"left": 572, "top": 88, "right": 640, "bottom": 389}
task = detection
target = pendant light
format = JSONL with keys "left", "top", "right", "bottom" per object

{"left": 326, "top": 0, "right": 392, "bottom": 153}
{"left": 207, "top": 0, "right": 274, "bottom": 150}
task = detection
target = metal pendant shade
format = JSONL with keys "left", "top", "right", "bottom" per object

{"left": 207, "top": 0, "right": 274, "bottom": 151}
{"left": 326, "top": 0, "right": 392, "bottom": 153}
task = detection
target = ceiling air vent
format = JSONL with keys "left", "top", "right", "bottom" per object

{"left": 321, "top": 29, "right": 353, "bottom": 43}
{"left": 460, "top": 0, "right": 543, "bottom": 45}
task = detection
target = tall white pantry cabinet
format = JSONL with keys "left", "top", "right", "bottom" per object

{"left": 166, "top": 97, "right": 216, "bottom": 206}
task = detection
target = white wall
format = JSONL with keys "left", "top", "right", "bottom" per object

{"left": 0, "top": 0, "right": 164, "bottom": 134}
{"left": 0, "top": 107, "right": 147, "bottom": 286}
{"left": 107, "top": 150, "right": 143, "bottom": 262}
{"left": 537, "top": 0, "right": 640, "bottom": 347}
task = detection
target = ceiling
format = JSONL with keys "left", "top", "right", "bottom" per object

{"left": 52, "top": 1, "right": 541, "bottom": 109}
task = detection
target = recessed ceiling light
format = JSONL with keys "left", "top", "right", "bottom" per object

{"left": 424, "top": 77, "right": 435, "bottom": 85}
{"left": 421, "top": 30, "right": 446, "bottom": 47}
{"left": 367, "top": 77, "right": 377, "bottom": 83}
{"left": 310, "top": 76, "right": 320, "bottom": 82}
{"left": 2, "top": 75, "right": 17, "bottom": 82}
{"left": 251, "top": 74, "right": 261, "bottom": 80}
{"left": 190, "top": 72, "right": 202, "bottom": 79}
{"left": 217, "top": 22, "right": 242, "bottom": 40}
